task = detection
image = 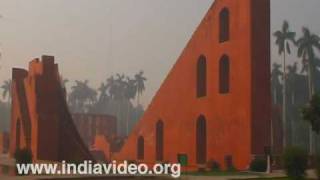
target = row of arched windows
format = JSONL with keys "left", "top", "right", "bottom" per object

{"left": 136, "top": 7, "right": 229, "bottom": 163}
{"left": 136, "top": 116, "right": 207, "bottom": 164}
{"left": 197, "top": 7, "right": 230, "bottom": 97}
{"left": 137, "top": 120, "right": 164, "bottom": 161}
{"left": 197, "top": 55, "right": 230, "bottom": 97}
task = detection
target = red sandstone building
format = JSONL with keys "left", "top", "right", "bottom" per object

{"left": 0, "top": 132, "right": 9, "bottom": 154}
{"left": 72, "top": 113, "right": 117, "bottom": 147}
{"left": 9, "top": 56, "right": 121, "bottom": 163}
{"left": 10, "top": 56, "right": 92, "bottom": 162}
{"left": 8, "top": 0, "right": 271, "bottom": 171}
{"left": 115, "top": 0, "right": 271, "bottom": 170}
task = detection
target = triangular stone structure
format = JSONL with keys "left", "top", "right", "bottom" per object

{"left": 115, "top": 0, "right": 271, "bottom": 170}
{"left": 10, "top": 56, "right": 92, "bottom": 162}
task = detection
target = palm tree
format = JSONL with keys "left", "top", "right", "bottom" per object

{"left": 114, "top": 74, "right": 129, "bottom": 135}
{"left": 286, "top": 63, "right": 299, "bottom": 144}
{"left": 115, "top": 74, "right": 126, "bottom": 100}
{"left": 271, "top": 63, "right": 283, "bottom": 105}
{"left": 297, "top": 27, "right": 320, "bottom": 95}
{"left": 287, "top": 63, "right": 298, "bottom": 105}
{"left": 1, "top": 79, "right": 12, "bottom": 104}
{"left": 135, "top": 71, "right": 147, "bottom": 106}
{"left": 106, "top": 76, "right": 116, "bottom": 99}
{"left": 296, "top": 27, "right": 320, "bottom": 155}
{"left": 125, "top": 77, "right": 137, "bottom": 100}
{"left": 98, "top": 83, "right": 109, "bottom": 104}
{"left": 124, "top": 77, "right": 137, "bottom": 135}
{"left": 302, "top": 93, "right": 320, "bottom": 135}
{"left": 68, "top": 80, "right": 97, "bottom": 113}
{"left": 273, "top": 20, "right": 296, "bottom": 150}
{"left": 69, "top": 80, "right": 84, "bottom": 112}
{"left": 271, "top": 63, "right": 283, "bottom": 150}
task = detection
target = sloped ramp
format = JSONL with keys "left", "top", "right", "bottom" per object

{"left": 9, "top": 55, "right": 92, "bottom": 162}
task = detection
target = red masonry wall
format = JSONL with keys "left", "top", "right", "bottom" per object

{"left": 0, "top": 132, "right": 9, "bottom": 154}
{"left": 72, "top": 113, "right": 117, "bottom": 147}
{"left": 10, "top": 56, "right": 93, "bottom": 162}
{"left": 114, "top": 0, "right": 270, "bottom": 170}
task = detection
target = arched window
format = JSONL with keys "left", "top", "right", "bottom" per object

{"left": 197, "top": 55, "right": 207, "bottom": 97}
{"left": 219, "top": 8, "right": 230, "bottom": 42}
{"left": 137, "top": 136, "right": 144, "bottom": 160}
{"left": 219, "top": 55, "right": 230, "bottom": 94}
{"left": 156, "top": 120, "right": 164, "bottom": 161}
{"left": 196, "top": 115, "right": 207, "bottom": 164}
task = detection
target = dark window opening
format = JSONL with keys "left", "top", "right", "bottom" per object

{"left": 219, "top": 55, "right": 230, "bottom": 94}
{"left": 137, "top": 136, "right": 144, "bottom": 160}
{"left": 196, "top": 115, "right": 207, "bottom": 164}
{"left": 219, "top": 8, "right": 230, "bottom": 42}
{"left": 156, "top": 120, "right": 164, "bottom": 161}
{"left": 197, "top": 55, "right": 207, "bottom": 97}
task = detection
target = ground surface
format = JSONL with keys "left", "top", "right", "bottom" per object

{"left": 0, "top": 154, "right": 317, "bottom": 180}
{"left": 0, "top": 173, "right": 316, "bottom": 180}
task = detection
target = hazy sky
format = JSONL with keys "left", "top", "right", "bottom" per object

{"left": 0, "top": 0, "right": 319, "bottom": 107}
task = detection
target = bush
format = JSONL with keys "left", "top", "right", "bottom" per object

{"left": 282, "top": 147, "right": 308, "bottom": 180}
{"left": 250, "top": 158, "right": 267, "bottom": 172}
{"left": 227, "top": 165, "right": 237, "bottom": 172}
{"left": 207, "top": 159, "right": 220, "bottom": 172}
{"left": 224, "top": 155, "right": 237, "bottom": 172}
{"left": 14, "top": 148, "right": 32, "bottom": 164}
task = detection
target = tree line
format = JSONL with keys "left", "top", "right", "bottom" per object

{"left": 65, "top": 71, "right": 147, "bottom": 137}
{"left": 0, "top": 71, "right": 146, "bottom": 136}
{"left": 273, "top": 21, "right": 320, "bottom": 155}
